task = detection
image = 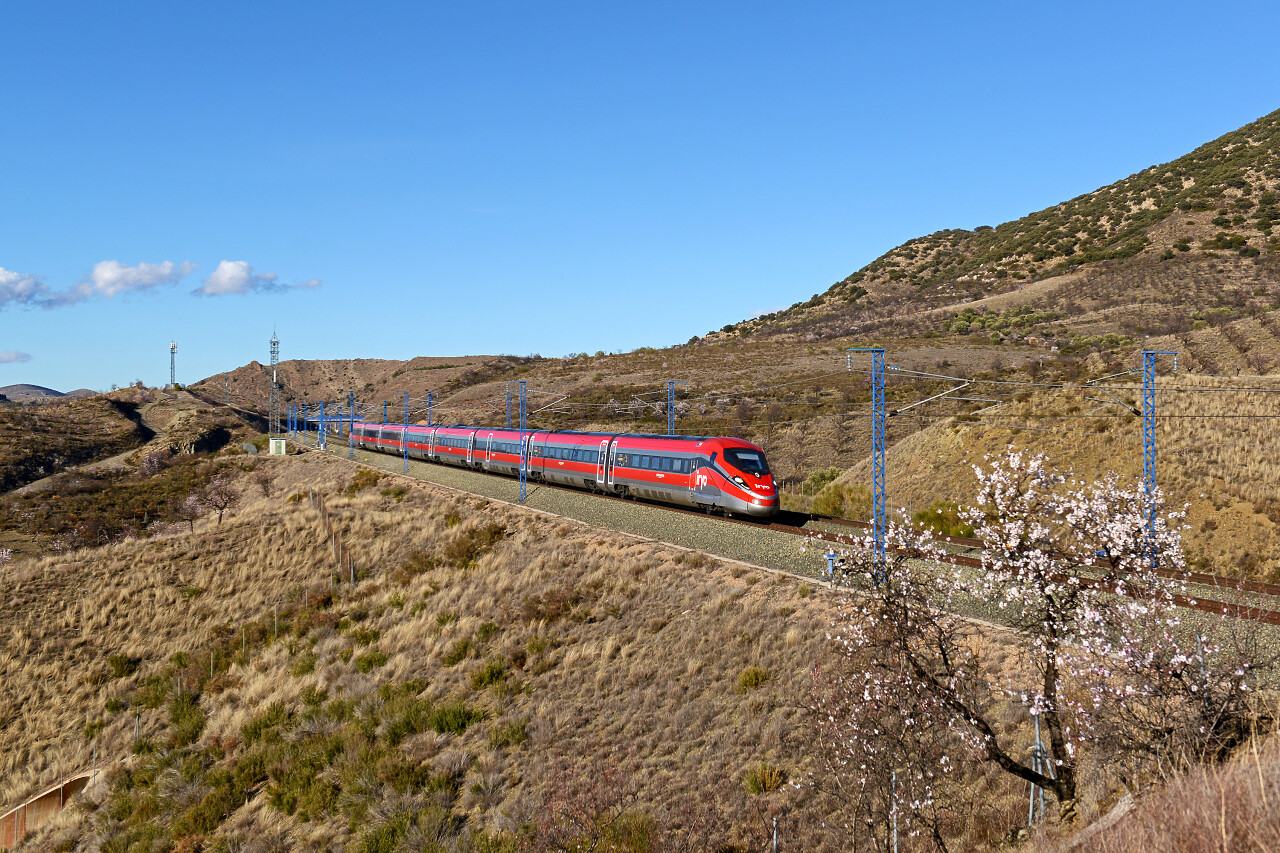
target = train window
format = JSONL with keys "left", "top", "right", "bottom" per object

{"left": 660, "top": 457, "right": 671, "bottom": 471}
{"left": 725, "top": 448, "right": 770, "bottom": 475}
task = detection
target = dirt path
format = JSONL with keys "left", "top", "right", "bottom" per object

{"left": 10, "top": 394, "right": 184, "bottom": 495}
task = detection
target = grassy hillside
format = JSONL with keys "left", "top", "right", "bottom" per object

{"left": 822, "top": 373, "right": 1280, "bottom": 580}
{"left": 757, "top": 107, "right": 1280, "bottom": 331}
{"left": 0, "top": 392, "right": 149, "bottom": 494}
{"left": 2, "top": 453, "right": 1071, "bottom": 852}
{"left": 180, "top": 107, "right": 1280, "bottom": 586}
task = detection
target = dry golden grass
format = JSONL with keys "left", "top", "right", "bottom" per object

{"left": 1, "top": 452, "right": 854, "bottom": 849}
{"left": 1022, "top": 733, "right": 1280, "bottom": 853}
{"left": 3, "top": 449, "right": 1259, "bottom": 850}
{"left": 838, "top": 373, "right": 1280, "bottom": 579}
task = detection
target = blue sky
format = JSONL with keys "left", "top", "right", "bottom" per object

{"left": 3, "top": 1, "right": 1279, "bottom": 391}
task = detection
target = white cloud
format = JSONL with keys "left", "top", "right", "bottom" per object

{"left": 0, "top": 350, "right": 32, "bottom": 364}
{"left": 193, "top": 260, "right": 321, "bottom": 297}
{"left": 40, "top": 260, "right": 195, "bottom": 307}
{"left": 0, "top": 268, "right": 50, "bottom": 308}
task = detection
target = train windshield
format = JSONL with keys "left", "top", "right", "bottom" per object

{"left": 724, "top": 448, "right": 770, "bottom": 475}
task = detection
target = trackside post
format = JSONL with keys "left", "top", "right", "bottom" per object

{"left": 847, "top": 347, "right": 886, "bottom": 578}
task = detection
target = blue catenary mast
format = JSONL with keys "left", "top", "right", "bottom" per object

{"left": 400, "top": 391, "right": 409, "bottom": 473}
{"left": 427, "top": 391, "right": 434, "bottom": 427}
{"left": 518, "top": 380, "right": 528, "bottom": 501}
{"left": 319, "top": 402, "right": 326, "bottom": 450}
{"left": 848, "top": 348, "right": 887, "bottom": 577}
{"left": 666, "top": 380, "right": 687, "bottom": 436}
{"left": 349, "top": 391, "right": 356, "bottom": 459}
{"left": 1142, "top": 350, "right": 1178, "bottom": 553}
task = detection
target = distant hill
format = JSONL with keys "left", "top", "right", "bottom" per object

{"left": 742, "top": 107, "right": 1280, "bottom": 346}
{"left": 64, "top": 388, "right": 98, "bottom": 400}
{"left": 0, "top": 384, "right": 64, "bottom": 402}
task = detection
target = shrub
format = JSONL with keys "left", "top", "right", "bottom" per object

{"left": 343, "top": 468, "right": 383, "bottom": 495}
{"left": 489, "top": 719, "right": 528, "bottom": 748}
{"left": 442, "top": 638, "right": 473, "bottom": 666}
{"left": 168, "top": 691, "right": 205, "bottom": 747}
{"left": 290, "top": 652, "right": 318, "bottom": 677}
{"left": 476, "top": 621, "right": 501, "bottom": 643}
{"left": 443, "top": 522, "right": 507, "bottom": 566}
{"left": 471, "top": 659, "right": 507, "bottom": 689}
{"left": 911, "top": 500, "right": 975, "bottom": 538}
{"left": 743, "top": 761, "right": 788, "bottom": 795}
{"left": 428, "top": 700, "right": 484, "bottom": 735}
{"left": 800, "top": 467, "right": 841, "bottom": 497}
{"left": 347, "top": 626, "right": 380, "bottom": 646}
{"left": 736, "top": 666, "right": 771, "bottom": 693}
{"left": 355, "top": 650, "right": 389, "bottom": 673}
{"left": 108, "top": 654, "right": 139, "bottom": 678}
{"left": 242, "top": 701, "right": 292, "bottom": 745}
{"left": 812, "top": 481, "right": 872, "bottom": 520}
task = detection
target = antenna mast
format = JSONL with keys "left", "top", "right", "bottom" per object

{"left": 169, "top": 342, "right": 177, "bottom": 389}
{"left": 269, "top": 331, "right": 281, "bottom": 437}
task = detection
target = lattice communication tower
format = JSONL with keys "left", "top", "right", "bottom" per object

{"left": 169, "top": 342, "right": 177, "bottom": 389}
{"left": 269, "top": 332, "right": 281, "bottom": 437}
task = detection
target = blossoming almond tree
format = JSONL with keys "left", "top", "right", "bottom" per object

{"left": 814, "top": 450, "right": 1258, "bottom": 834}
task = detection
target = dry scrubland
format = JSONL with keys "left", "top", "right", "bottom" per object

{"left": 3, "top": 451, "right": 1280, "bottom": 849}
{"left": 1, "top": 453, "right": 849, "bottom": 850}
{"left": 0, "top": 393, "right": 147, "bottom": 494}
{"left": 825, "top": 373, "right": 1280, "bottom": 580}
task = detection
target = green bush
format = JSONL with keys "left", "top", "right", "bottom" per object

{"left": 355, "top": 650, "right": 389, "bottom": 673}
{"left": 912, "top": 500, "right": 975, "bottom": 538}
{"left": 736, "top": 666, "right": 771, "bottom": 693}
{"left": 242, "top": 701, "right": 292, "bottom": 745}
{"left": 443, "top": 522, "right": 507, "bottom": 566}
{"left": 442, "top": 638, "right": 472, "bottom": 666}
{"left": 471, "top": 659, "right": 507, "bottom": 690}
{"left": 107, "top": 654, "right": 139, "bottom": 678}
{"left": 428, "top": 700, "right": 484, "bottom": 735}
{"left": 343, "top": 468, "right": 383, "bottom": 495}
{"left": 743, "top": 761, "right": 788, "bottom": 795}
{"left": 800, "top": 467, "right": 841, "bottom": 497}
{"left": 168, "top": 691, "right": 206, "bottom": 747}
{"left": 380, "top": 483, "right": 409, "bottom": 502}
{"left": 488, "top": 719, "right": 528, "bottom": 748}
{"left": 290, "top": 652, "right": 318, "bottom": 677}
{"left": 811, "top": 481, "right": 871, "bottom": 520}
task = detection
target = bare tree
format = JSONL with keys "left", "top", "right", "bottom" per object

{"left": 174, "top": 494, "right": 203, "bottom": 533}
{"left": 814, "top": 450, "right": 1260, "bottom": 832}
{"left": 200, "top": 475, "right": 241, "bottom": 525}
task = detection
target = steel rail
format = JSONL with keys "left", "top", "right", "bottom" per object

{"left": 300, "top": 436, "right": 1280, "bottom": 626}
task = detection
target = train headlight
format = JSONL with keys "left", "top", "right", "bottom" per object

{"left": 733, "top": 476, "right": 747, "bottom": 487}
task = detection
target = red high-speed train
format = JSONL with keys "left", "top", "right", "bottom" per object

{"left": 339, "top": 422, "right": 779, "bottom": 517}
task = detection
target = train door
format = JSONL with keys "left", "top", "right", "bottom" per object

{"left": 693, "top": 454, "right": 721, "bottom": 507}
{"left": 595, "top": 439, "right": 609, "bottom": 488}
{"left": 466, "top": 433, "right": 474, "bottom": 465}
{"left": 483, "top": 433, "right": 494, "bottom": 471}
{"left": 606, "top": 440, "right": 618, "bottom": 489}
{"left": 520, "top": 435, "right": 531, "bottom": 480}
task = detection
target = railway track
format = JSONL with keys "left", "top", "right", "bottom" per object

{"left": 296, "top": 435, "right": 1280, "bottom": 627}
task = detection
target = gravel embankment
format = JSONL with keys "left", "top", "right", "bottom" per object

{"left": 294, "top": 436, "right": 831, "bottom": 578}
{"left": 292, "top": 436, "right": 1280, "bottom": 654}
